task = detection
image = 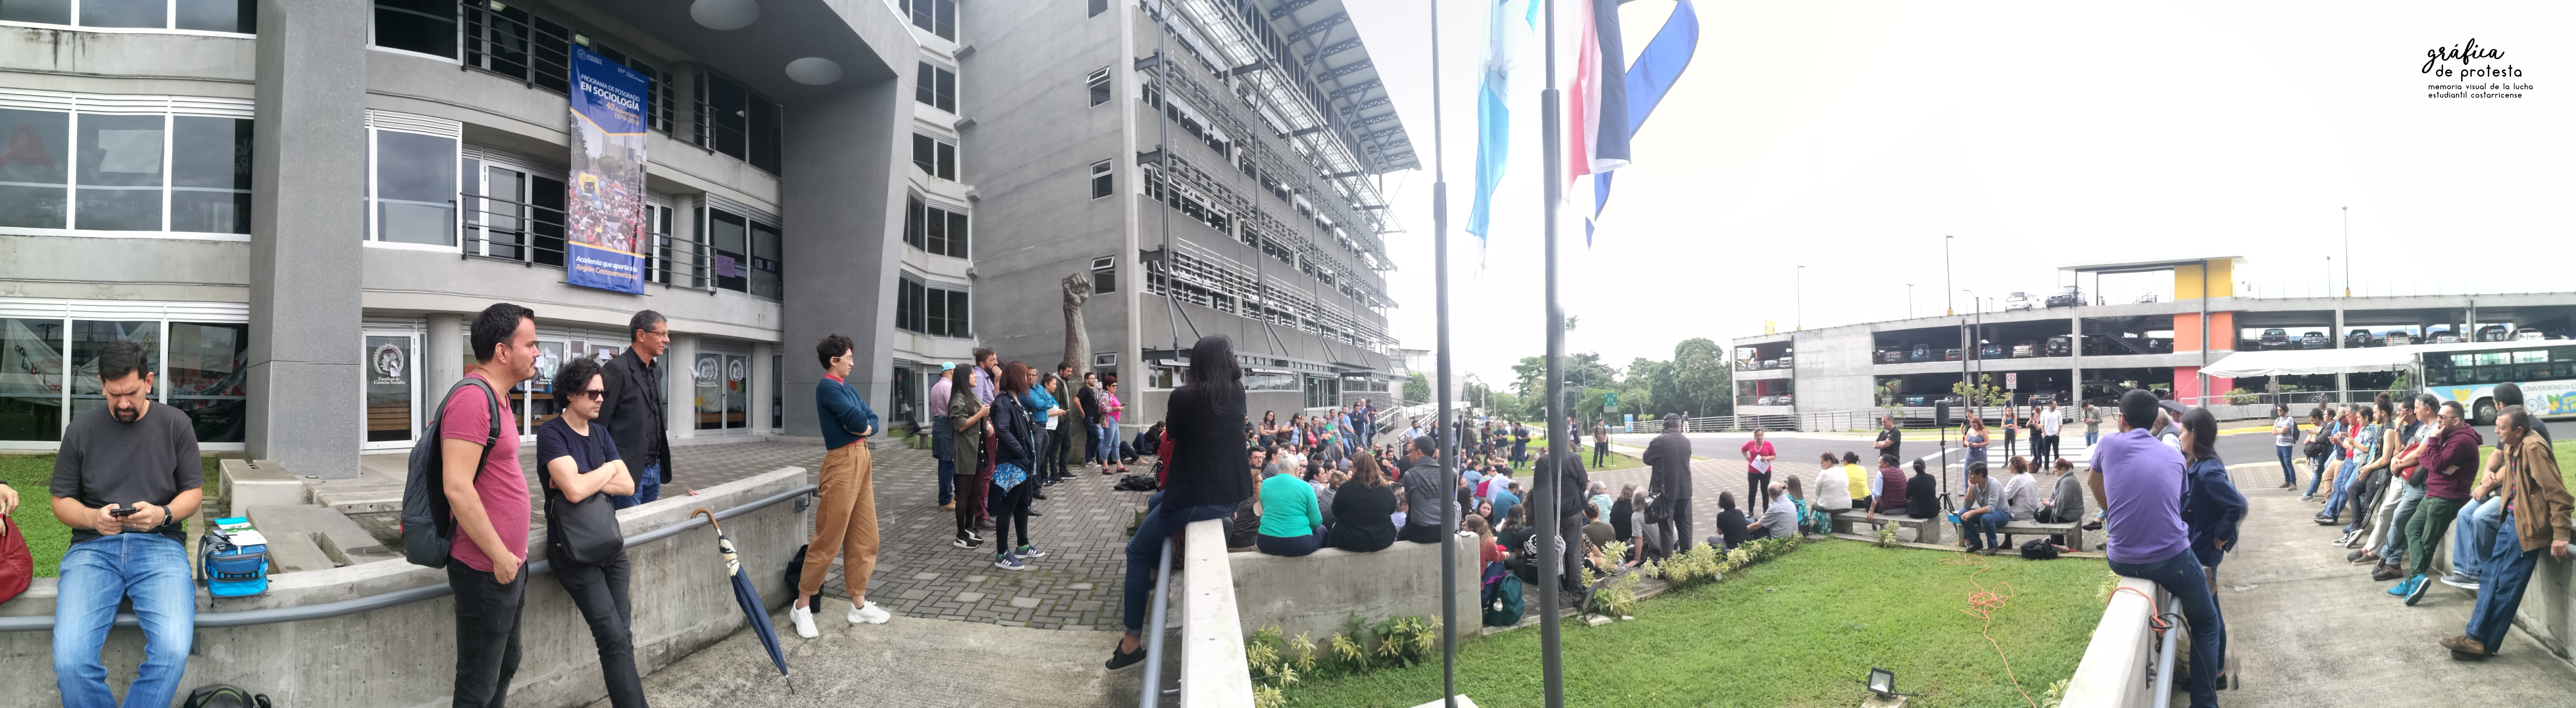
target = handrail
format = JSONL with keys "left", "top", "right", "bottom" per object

{"left": 1139, "top": 536, "right": 1176, "bottom": 708}
{"left": 2152, "top": 595, "right": 2182, "bottom": 706}
{"left": 0, "top": 484, "right": 815, "bottom": 632}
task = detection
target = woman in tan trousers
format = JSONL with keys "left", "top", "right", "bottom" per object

{"left": 792, "top": 334, "right": 889, "bottom": 639}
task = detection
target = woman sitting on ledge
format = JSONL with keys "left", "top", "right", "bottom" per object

{"left": 1324, "top": 452, "right": 1398, "bottom": 552}
{"left": 1256, "top": 452, "right": 1325, "bottom": 557}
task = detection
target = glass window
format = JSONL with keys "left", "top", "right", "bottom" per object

{"left": 725, "top": 354, "right": 748, "bottom": 429}
{"left": 891, "top": 366, "right": 917, "bottom": 428}
{"left": 903, "top": 196, "right": 926, "bottom": 250}
{"left": 911, "top": 133, "right": 955, "bottom": 180}
{"left": 1091, "top": 160, "right": 1113, "bottom": 199}
{"left": 167, "top": 322, "right": 247, "bottom": 443}
{"left": 74, "top": 113, "right": 165, "bottom": 232}
{"left": 68, "top": 320, "right": 159, "bottom": 422}
{"left": 749, "top": 221, "right": 782, "bottom": 299}
{"left": 364, "top": 334, "right": 414, "bottom": 442}
{"left": 0, "top": 109, "right": 70, "bottom": 229}
{"left": 528, "top": 340, "right": 567, "bottom": 429}
{"left": 905, "top": 0, "right": 955, "bottom": 41}
{"left": 0, "top": 318, "right": 67, "bottom": 442}
{"left": 747, "top": 95, "right": 780, "bottom": 175}
{"left": 709, "top": 209, "right": 748, "bottom": 293}
{"left": 770, "top": 353, "right": 782, "bottom": 429}
{"left": 81, "top": 0, "right": 163, "bottom": 27}
{"left": 169, "top": 116, "right": 252, "bottom": 234}
{"left": 942, "top": 209, "right": 967, "bottom": 258}
{"left": 1089, "top": 68, "right": 1111, "bottom": 106}
{"left": 0, "top": 0, "right": 71, "bottom": 24}
{"left": 698, "top": 71, "right": 784, "bottom": 176}
{"left": 371, "top": 129, "right": 457, "bottom": 245}
{"left": 374, "top": 0, "right": 458, "bottom": 58}
{"left": 176, "top": 0, "right": 256, "bottom": 32}
{"left": 694, "top": 352, "right": 722, "bottom": 430}
{"left": 1091, "top": 256, "right": 1116, "bottom": 294}
{"left": 916, "top": 62, "right": 956, "bottom": 113}
{"left": 1090, "top": 0, "right": 1107, "bottom": 19}
{"left": 947, "top": 289, "right": 969, "bottom": 338}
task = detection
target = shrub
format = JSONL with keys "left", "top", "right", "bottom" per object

{"left": 1876, "top": 521, "right": 1900, "bottom": 548}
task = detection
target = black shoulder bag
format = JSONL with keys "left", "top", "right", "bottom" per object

{"left": 545, "top": 427, "right": 627, "bottom": 568}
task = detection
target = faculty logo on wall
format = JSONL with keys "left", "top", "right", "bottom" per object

{"left": 2422, "top": 38, "right": 2533, "bottom": 98}
{"left": 372, "top": 343, "right": 406, "bottom": 385}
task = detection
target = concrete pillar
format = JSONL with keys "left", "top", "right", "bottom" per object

{"left": 669, "top": 333, "right": 698, "bottom": 440}
{"left": 425, "top": 313, "right": 465, "bottom": 405}
{"left": 2068, "top": 316, "right": 2083, "bottom": 405}
{"left": 245, "top": 0, "right": 366, "bottom": 478}
{"left": 2333, "top": 309, "right": 2349, "bottom": 401}
{"left": 778, "top": 68, "right": 906, "bottom": 442}
{"left": 750, "top": 342, "right": 774, "bottom": 434}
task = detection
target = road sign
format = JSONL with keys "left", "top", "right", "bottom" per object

{"left": 1603, "top": 392, "right": 1618, "bottom": 408}
{"left": 2006, "top": 373, "right": 2019, "bottom": 390}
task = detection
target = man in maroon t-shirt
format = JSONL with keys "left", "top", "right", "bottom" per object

{"left": 1740, "top": 429, "right": 1778, "bottom": 506}
{"left": 443, "top": 303, "right": 541, "bottom": 706}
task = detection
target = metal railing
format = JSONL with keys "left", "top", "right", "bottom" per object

{"left": 1139, "top": 536, "right": 1177, "bottom": 708}
{"left": 0, "top": 485, "right": 815, "bottom": 632}
{"left": 459, "top": 192, "right": 713, "bottom": 291}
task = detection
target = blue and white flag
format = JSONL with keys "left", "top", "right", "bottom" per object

{"left": 1465, "top": 0, "right": 1539, "bottom": 245}
{"left": 1586, "top": 0, "right": 1699, "bottom": 246}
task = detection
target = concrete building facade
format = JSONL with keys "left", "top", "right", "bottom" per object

{"left": 0, "top": 0, "right": 922, "bottom": 476}
{"left": 0, "top": 0, "right": 1414, "bottom": 471}
{"left": 1732, "top": 257, "right": 2576, "bottom": 419}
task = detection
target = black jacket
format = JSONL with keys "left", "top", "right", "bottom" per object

{"left": 1644, "top": 428, "right": 1693, "bottom": 516}
{"left": 599, "top": 349, "right": 670, "bottom": 483}
{"left": 1555, "top": 454, "right": 1590, "bottom": 519}
{"left": 1904, "top": 472, "right": 1940, "bottom": 519}
{"left": 1325, "top": 483, "right": 1398, "bottom": 552}
{"left": 991, "top": 390, "right": 1038, "bottom": 471}
{"left": 1162, "top": 383, "right": 1254, "bottom": 508}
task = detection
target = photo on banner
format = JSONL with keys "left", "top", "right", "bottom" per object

{"left": 566, "top": 45, "right": 650, "bottom": 294}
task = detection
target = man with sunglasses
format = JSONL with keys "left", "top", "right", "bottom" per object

{"left": 601, "top": 310, "right": 672, "bottom": 508}
{"left": 50, "top": 339, "right": 203, "bottom": 708}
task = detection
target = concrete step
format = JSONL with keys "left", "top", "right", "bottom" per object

{"left": 311, "top": 487, "right": 407, "bottom": 514}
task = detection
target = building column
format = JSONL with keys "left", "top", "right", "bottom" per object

{"left": 425, "top": 313, "right": 465, "bottom": 405}
{"left": 245, "top": 0, "right": 367, "bottom": 478}
{"left": 750, "top": 342, "right": 774, "bottom": 434}
{"left": 2333, "top": 309, "right": 2348, "bottom": 402}
{"left": 778, "top": 70, "right": 906, "bottom": 442}
{"left": 2068, "top": 316, "right": 2083, "bottom": 405}
{"left": 669, "top": 333, "right": 698, "bottom": 440}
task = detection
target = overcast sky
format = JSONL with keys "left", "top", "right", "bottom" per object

{"left": 1343, "top": 0, "right": 2572, "bottom": 386}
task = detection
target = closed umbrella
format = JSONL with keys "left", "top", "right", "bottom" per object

{"left": 691, "top": 508, "right": 791, "bottom": 693}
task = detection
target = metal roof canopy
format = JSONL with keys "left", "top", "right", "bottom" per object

{"left": 2198, "top": 341, "right": 2510, "bottom": 378}
{"left": 1253, "top": 0, "right": 1419, "bottom": 173}
{"left": 2056, "top": 256, "right": 2246, "bottom": 276}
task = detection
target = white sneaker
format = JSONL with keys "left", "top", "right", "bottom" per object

{"left": 790, "top": 603, "right": 819, "bottom": 639}
{"left": 849, "top": 600, "right": 891, "bottom": 625}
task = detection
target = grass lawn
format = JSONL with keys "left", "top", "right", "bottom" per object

{"left": 1507, "top": 437, "right": 1646, "bottom": 472}
{"left": 2, "top": 454, "right": 220, "bottom": 578}
{"left": 2473, "top": 439, "right": 2576, "bottom": 493}
{"left": 1282, "top": 539, "right": 2109, "bottom": 708}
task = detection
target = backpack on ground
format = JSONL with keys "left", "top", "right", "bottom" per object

{"left": 184, "top": 684, "right": 270, "bottom": 708}
{"left": 2019, "top": 537, "right": 2061, "bottom": 560}
{"left": 782, "top": 544, "right": 820, "bottom": 610}
{"left": 400, "top": 377, "right": 501, "bottom": 569}
{"left": 1112, "top": 473, "right": 1159, "bottom": 491}
{"left": 1482, "top": 573, "right": 1526, "bottom": 627}
{"left": 198, "top": 516, "right": 270, "bottom": 598}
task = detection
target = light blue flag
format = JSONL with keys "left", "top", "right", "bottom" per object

{"left": 1465, "top": 0, "right": 1539, "bottom": 244}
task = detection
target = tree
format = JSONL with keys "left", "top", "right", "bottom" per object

{"left": 1404, "top": 372, "right": 1431, "bottom": 402}
{"left": 1667, "top": 338, "right": 1732, "bottom": 417}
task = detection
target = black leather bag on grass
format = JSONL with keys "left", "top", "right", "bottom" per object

{"left": 2019, "top": 537, "right": 2061, "bottom": 560}
{"left": 542, "top": 429, "right": 626, "bottom": 568}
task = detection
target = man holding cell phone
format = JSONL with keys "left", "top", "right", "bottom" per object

{"left": 49, "top": 339, "right": 204, "bottom": 708}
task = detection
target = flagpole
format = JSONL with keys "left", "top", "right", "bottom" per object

{"left": 1427, "top": 1, "right": 1459, "bottom": 706}
{"left": 1536, "top": 0, "right": 1567, "bottom": 707}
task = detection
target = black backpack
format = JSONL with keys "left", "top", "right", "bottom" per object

{"left": 401, "top": 377, "right": 502, "bottom": 569}
{"left": 2019, "top": 537, "right": 2060, "bottom": 560}
{"left": 185, "top": 684, "right": 269, "bottom": 708}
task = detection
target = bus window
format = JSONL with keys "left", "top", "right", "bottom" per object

{"left": 2513, "top": 350, "right": 2548, "bottom": 364}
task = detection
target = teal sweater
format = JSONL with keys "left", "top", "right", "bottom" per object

{"left": 1257, "top": 473, "right": 1322, "bottom": 538}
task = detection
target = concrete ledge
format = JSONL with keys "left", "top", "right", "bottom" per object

{"left": 1182, "top": 519, "right": 1255, "bottom": 708}
{"left": 2061, "top": 576, "right": 2164, "bottom": 708}
{"left": 261, "top": 531, "right": 337, "bottom": 573}
{"left": 1228, "top": 532, "right": 1482, "bottom": 647}
{"left": 243, "top": 504, "right": 394, "bottom": 565}
{"left": 220, "top": 459, "right": 307, "bottom": 508}
{"left": 0, "top": 466, "right": 811, "bottom": 708}
{"left": 1832, "top": 510, "right": 1944, "bottom": 545}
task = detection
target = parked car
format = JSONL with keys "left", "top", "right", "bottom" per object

{"left": 1880, "top": 349, "right": 1907, "bottom": 364}
{"left": 1776, "top": 394, "right": 1793, "bottom": 405}
{"left": 1902, "top": 395, "right": 1930, "bottom": 406}
{"left": 2299, "top": 331, "right": 2329, "bottom": 349}
{"left": 2003, "top": 291, "right": 2040, "bottom": 311}
{"left": 1944, "top": 348, "right": 1964, "bottom": 361}
{"left": 2478, "top": 325, "right": 2511, "bottom": 342}
{"left": 1911, "top": 344, "right": 1933, "bottom": 362}
{"left": 2145, "top": 337, "right": 2173, "bottom": 353}
{"left": 2342, "top": 328, "right": 2374, "bottom": 348}
{"left": 2258, "top": 328, "right": 2290, "bottom": 350}
{"left": 1778, "top": 355, "right": 1794, "bottom": 368}
{"left": 2382, "top": 331, "right": 2415, "bottom": 346}
{"left": 1980, "top": 341, "right": 2006, "bottom": 359}
{"left": 2045, "top": 336, "right": 2071, "bottom": 357}
{"left": 2011, "top": 341, "right": 2038, "bottom": 358}
{"left": 1756, "top": 396, "right": 1776, "bottom": 406}
{"left": 2431, "top": 330, "right": 2462, "bottom": 343}
{"left": 2045, "top": 286, "right": 2084, "bottom": 308}
{"left": 2515, "top": 328, "right": 2550, "bottom": 341}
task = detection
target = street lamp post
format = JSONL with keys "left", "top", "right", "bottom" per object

{"left": 1796, "top": 265, "right": 1805, "bottom": 330}
{"left": 2341, "top": 206, "right": 2351, "bottom": 298}
{"left": 1944, "top": 235, "right": 1955, "bottom": 316}
{"left": 1905, "top": 283, "right": 1915, "bottom": 319}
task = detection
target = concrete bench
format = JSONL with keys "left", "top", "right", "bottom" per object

{"left": 1831, "top": 510, "right": 1943, "bottom": 545}
{"left": 1991, "top": 518, "right": 2090, "bottom": 553}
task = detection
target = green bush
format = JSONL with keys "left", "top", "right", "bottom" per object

{"left": 1249, "top": 613, "right": 1444, "bottom": 705}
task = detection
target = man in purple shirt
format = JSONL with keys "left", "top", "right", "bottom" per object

{"left": 2088, "top": 389, "right": 2224, "bottom": 708}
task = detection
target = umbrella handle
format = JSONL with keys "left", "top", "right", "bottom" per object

{"left": 691, "top": 507, "right": 721, "bottom": 535}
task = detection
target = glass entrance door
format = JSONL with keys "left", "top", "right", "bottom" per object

{"left": 362, "top": 332, "right": 419, "bottom": 448}
{"left": 694, "top": 352, "right": 751, "bottom": 431}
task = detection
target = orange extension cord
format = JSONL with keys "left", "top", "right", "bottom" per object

{"left": 1940, "top": 552, "right": 2039, "bottom": 708}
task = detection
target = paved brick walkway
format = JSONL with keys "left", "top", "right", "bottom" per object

{"left": 662, "top": 441, "right": 1153, "bottom": 631}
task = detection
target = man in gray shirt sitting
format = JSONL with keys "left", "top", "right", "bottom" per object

{"left": 48, "top": 340, "right": 203, "bottom": 708}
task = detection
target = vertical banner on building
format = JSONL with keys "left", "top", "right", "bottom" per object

{"left": 566, "top": 46, "right": 649, "bottom": 294}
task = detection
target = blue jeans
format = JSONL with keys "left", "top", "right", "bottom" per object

{"left": 1123, "top": 493, "right": 1237, "bottom": 634}
{"left": 2448, "top": 495, "right": 2506, "bottom": 581}
{"left": 2466, "top": 509, "right": 2542, "bottom": 653}
{"left": 2085, "top": 431, "right": 2099, "bottom": 447}
{"left": 1962, "top": 512, "right": 2005, "bottom": 549}
{"left": 2375, "top": 483, "right": 2426, "bottom": 564}
{"left": 1096, "top": 421, "right": 1120, "bottom": 463}
{"left": 2323, "top": 459, "right": 2359, "bottom": 519}
{"left": 2304, "top": 454, "right": 2330, "bottom": 496}
{"left": 54, "top": 534, "right": 196, "bottom": 708}
{"left": 2274, "top": 445, "right": 2297, "bottom": 486}
{"left": 610, "top": 463, "right": 662, "bottom": 509}
{"left": 2108, "top": 549, "right": 2226, "bottom": 708}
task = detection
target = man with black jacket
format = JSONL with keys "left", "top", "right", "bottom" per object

{"left": 1643, "top": 413, "right": 1695, "bottom": 554}
{"left": 1550, "top": 444, "right": 1591, "bottom": 593}
{"left": 600, "top": 310, "right": 672, "bottom": 507}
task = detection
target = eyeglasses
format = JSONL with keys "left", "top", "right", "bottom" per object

{"left": 576, "top": 388, "right": 607, "bottom": 400}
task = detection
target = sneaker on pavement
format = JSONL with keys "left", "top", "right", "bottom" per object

{"left": 2404, "top": 573, "right": 2433, "bottom": 605}
{"left": 953, "top": 532, "right": 982, "bottom": 549}
{"left": 1017, "top": 545, "right": 1049, "bottom": 559}
{"left": 790, "top": 603, "right": 819, "bottom": 639}
{"left": 2440, "top": 574, "right": 2480, "bottom": 591}
{"left": 1106, "top": 644, "right": 1149, "bottom": 671}
{"left": 994, "top": 552, "right": 1028, "bottom": 571}
{"left": 2386, "top": 576, "right": 2416, "bottom": 598}
{"left": 2347, "top": 550, "right": 2378, "bottom": 565}
{"left": 2371, "top": 564, "right": 2404, "bottom": 582}
{"left": 850, "top": 600, "right": 891, "bottom": 625}
{"left": 2439, "top": 633, "right": 2490, "bottom": 659}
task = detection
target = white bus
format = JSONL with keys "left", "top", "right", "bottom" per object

{"left": 2421, "top": 341, "right": 2576, "bottom": 424}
